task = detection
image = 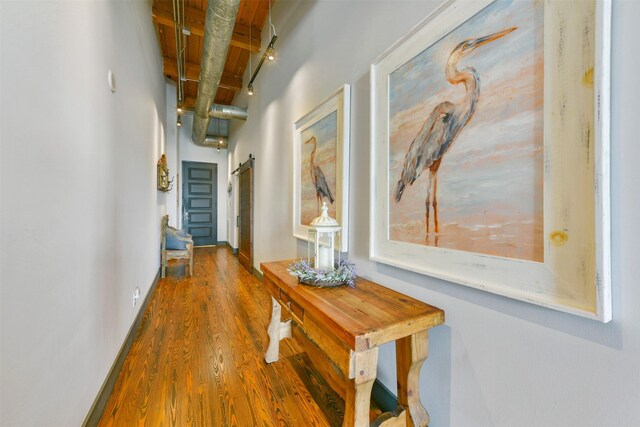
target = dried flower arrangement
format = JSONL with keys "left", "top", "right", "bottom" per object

{"left": 287, "top": 259, "right": 357, "bottom": 288}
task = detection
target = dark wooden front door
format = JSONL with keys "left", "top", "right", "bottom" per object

{"left": 182, "top": 161, "right": 217, "bottom": 246}
{"left": 238, "top": 157, "right": 253, "bottom": 272}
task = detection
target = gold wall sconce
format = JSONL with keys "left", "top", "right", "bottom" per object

{"left": 157, "top": 154, "right": 174, "bottom": 192}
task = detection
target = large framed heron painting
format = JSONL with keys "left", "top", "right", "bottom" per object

{"left": 293, "top": 85, "right": 350, "bottom": 250}
{"left": 370, "top": 0, "right": 611, "bottom": 320}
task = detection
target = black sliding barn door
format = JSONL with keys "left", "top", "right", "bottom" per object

{"left": 238, "top": 157, "right": 253, "bottom": 272}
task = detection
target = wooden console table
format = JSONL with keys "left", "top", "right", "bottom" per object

{"left": 261, "top": 260, "right": 445, "bottom": 427}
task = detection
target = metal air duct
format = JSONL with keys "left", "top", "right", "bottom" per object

{"left": 191, "top": 0, "right": 241, "bottom": 146}
{"left": 208, "top": 104, "right": 248, "bottom": 121}
{"left": 190, "top": 135, "right": 227, "bottom": 150}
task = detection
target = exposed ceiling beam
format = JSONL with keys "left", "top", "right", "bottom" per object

{"left": 152, "top": 0, "right": 261, "bottom": 53}
{"left": 181, "top": 97, "right": 197, "bottom": 110}
{"left": 163, "top": 58, "right": 243, "bottom": 92}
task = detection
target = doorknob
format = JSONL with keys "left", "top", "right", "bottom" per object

{"left": 184, "top": 212, "right": 190, "bottom": 221}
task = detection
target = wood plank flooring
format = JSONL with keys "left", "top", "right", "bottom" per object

{"left": 98, "top": 247, "right": 347, "bottom": 426}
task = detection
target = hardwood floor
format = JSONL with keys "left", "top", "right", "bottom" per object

{"left": 98, "top": 246, "right": 347, "bottom": 426}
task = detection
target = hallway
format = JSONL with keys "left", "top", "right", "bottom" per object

{"left": 98, "top": 247, "right": 345, "bottom": 426}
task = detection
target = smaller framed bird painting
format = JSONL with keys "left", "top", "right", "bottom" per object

{"left": 293, "top": 84, "right": 351, "bottom": 251}
{"left": 370, "top": 0, "right": 611, "bottom": 321}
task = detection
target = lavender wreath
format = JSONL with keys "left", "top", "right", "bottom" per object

{"left": 287, "top": 259, "right": 357, "bottom": 288}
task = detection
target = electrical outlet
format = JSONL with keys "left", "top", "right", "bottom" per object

{"left": 132, "top": 287, "right": 141, "bottom": 307}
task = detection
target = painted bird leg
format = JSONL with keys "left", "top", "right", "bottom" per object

{"left": 424, "top": 175, "right": 432, "bottom": 236}
{"left": 432, "top": 172, "right": 440, "bottom": 234}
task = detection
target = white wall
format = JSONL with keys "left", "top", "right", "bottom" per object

{"left": 227, "top": 158, "right": 239, "bottom": 250}
{"left": 0, "top": 0, "right": 166, "bottom": 425}
{"left": 228, "top": 1, "right": 640, "bottom": 425}
{"left": 176, "top": 113, "right": 229, "bottom": 242}
{"left": 165, "top": 83, "right": 180, "bottom": 228}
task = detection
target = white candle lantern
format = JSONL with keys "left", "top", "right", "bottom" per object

{"left": 308, "top": 202, "right": 341, "bottom": 271}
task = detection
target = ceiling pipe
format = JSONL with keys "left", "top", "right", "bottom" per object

{"left": 191, "top": 0, "right": 241, "bottom": 146}
{"left": 208, "top": 104, "right": 247, "bottom": 121}
{"left": 191, "top": 135, "right": 228, "bottom": 150}
{"left": 204, "top": 135, "right": 229, "bottom": 149}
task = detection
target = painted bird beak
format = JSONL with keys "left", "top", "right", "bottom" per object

{"left": 468, "top": 26, "right": 517, "bottom": 51}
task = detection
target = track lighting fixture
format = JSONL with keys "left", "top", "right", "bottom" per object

{"left": 247, "top": 35, "right": 277, "bottom": 95}
{"left": 267, "top": 43, "right": 275, "bottom": 61}
{"left": 245, "top": 1, "right": 277, "bottom": 95}
{"left": 177, "top": 114, "right": 182, "bottom": 127}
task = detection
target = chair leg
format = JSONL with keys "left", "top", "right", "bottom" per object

{"left": 161, "top": 253, "right": 166, "bottom": 278}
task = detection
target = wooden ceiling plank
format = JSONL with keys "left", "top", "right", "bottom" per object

{"left": 251, "top": 0, "right": 272, "bottom": 32}
{"left": 235, "top": 49, "right": 249, "bottom": 76}
{"left": 249, "top": 1, "right": 268, "bottom": 27}
{"left": 224, "top": 46, "right": 242, "bottom": 75}
{"left": 215, "top": 88, "right": 235, "bottom": 106}
{"left": 237, "top": 0, "right": 249, "bottom": 24}
{"left": 152, "top": 0, "right": 261, "bottom": 52}
{"left": 230, "top": 22, "right": 263, "bottom": 52}
{"left": 183, "top": 91, "right": 233, "bottom": 108}
{"left": 157, "top": 25, "right": 169, "bottom": 59}
{"left": 185, "top": 31, "right": 199, "bottom": 64}
{"left": 163, "top": 57, "right": 243, "bottom": 91}
{"left": 182, "top": 97, "right": 197, "bottom": 110}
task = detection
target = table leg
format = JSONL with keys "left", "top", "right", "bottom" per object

{"left": 265, "top": 296, "right": 291, "bottom": 363}
{"left": 265, "top": 296, "right": 282, "bottom": 363}
{"left": 396, "top": 330, "right": 429, "bottom": 427}
{"left": 343, "top": 347, "right": 379, "bottom": 427}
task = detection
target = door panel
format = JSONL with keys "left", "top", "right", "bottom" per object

{"left": 189, "top": 227, "right": 213, "bottom": 237}
{"left": 238, "top": 158, "right": 253, "bottom": 272}
{"left": 188, "top": 183, "right": 213, "bottom": 194}
{"left": 188, "top": 198, "right": 212, "bottom": 209}
{"left": 182, "top": 161, "right": 217, "bottom": 246}
{"left": 190, "top": 212, "right": 213, "bottom": 223}
{"left": 189, "top": 168, "right": 212, "bottom": 180}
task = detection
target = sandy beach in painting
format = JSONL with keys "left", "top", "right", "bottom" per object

{"left": 388, "top": 0, "right": 544, "bottom": 262}
{"left": 300, "top": 111, "right": 338, "bottom": 225}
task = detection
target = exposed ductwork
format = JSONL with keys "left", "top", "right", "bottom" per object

{"left": 204, "top": 135, "right": 229, "bottom": 149}
{"left": 208, "top": 104, "right": 247, "bottom": 121}
{"left": 191, "top": 0, "right": 241, "bottom": 146}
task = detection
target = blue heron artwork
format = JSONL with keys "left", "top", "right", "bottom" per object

{"left": 301, "top": 111, "right": 337, "bottom": 225}
{"left": 389, "top": 0, "right": 544, "bottom": 262}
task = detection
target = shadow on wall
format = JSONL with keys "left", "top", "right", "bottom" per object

{"left": 373, "top": 262, "right": 623, "bottom": 350}
{"left": 422, "top": 324, "right": 452, "bottom": 427}
{"left": 273, "top": 0, "right": 318, "bottom": 42}
{"left": 347, "top": 70, "right": 372, "bottom": 263}
{"left": 265, "top": 0, "right": 318, "bottom": 101}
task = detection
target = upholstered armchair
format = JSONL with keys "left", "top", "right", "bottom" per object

{"left": 161, "top": 215, "right": 194, "bottom": 278}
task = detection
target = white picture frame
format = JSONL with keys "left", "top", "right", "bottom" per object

{"left": 370, "top": 0, "right": 611, "bottom": 321}
{"left": 293, "top": 84, "right": 351, "bottom": 251}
